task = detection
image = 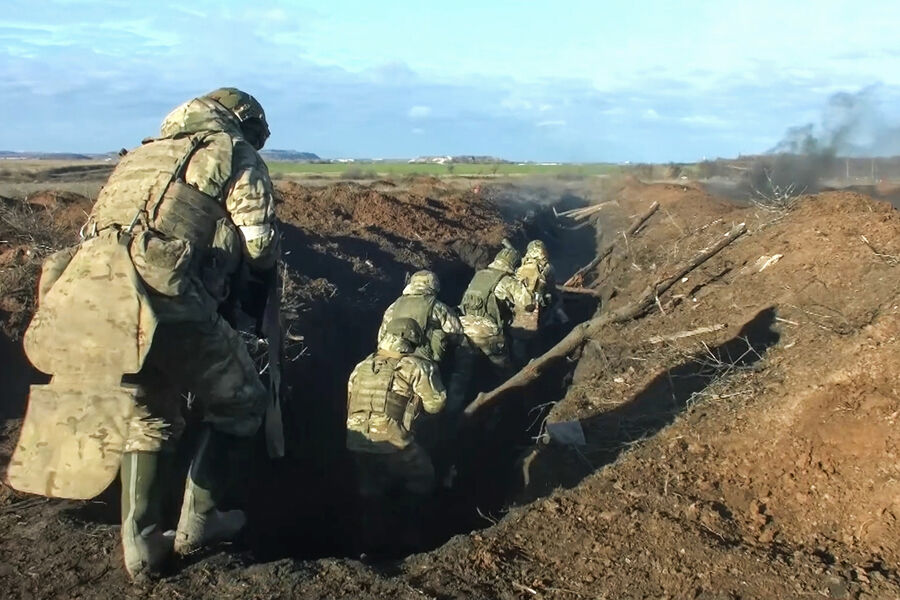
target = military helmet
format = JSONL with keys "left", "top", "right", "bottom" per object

{"left": 493, "top": 247, "right": 520, "bottom": 271}
{"left": 526, "top": 239, "right": 548, "bottom": 257}
{"left": 384, "top": 317, "right": 424, "bottom": 347}
{"left": 203, "top": 87, "right": 270, "bottom": 150}
{"left": 408, "top": 270, "right": 440, "bottom": 293}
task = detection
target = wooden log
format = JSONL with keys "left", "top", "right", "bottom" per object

{"left": 464, "top": 221, "right": 747, "bottom": 417}
{"left": 558, "top": 285, "right": 605, "bottom": 299}
{"left": 647, "top": 323, "right": 726, "bottom": 344}
{"left": 563, "top": 201, "right": 660, "bottom": 287}
{"left": 559, "top": 201, "right": 617, "bottom": 220}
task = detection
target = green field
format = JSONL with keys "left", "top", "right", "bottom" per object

{"left": 265, "top": 161, "right": 622, "bottom": 178}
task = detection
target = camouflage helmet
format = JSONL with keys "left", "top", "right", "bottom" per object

{"left": 525, "top": 239, "right": 548, "bottom": 259}
{"left": 203, "top": 87, "right": 270, "bottom": 150}
{"left": 408, "top": 270, "right": 440, "bottom": 293}
{"left": 492, "top": 247, "right": 520, "bottom": 271}
{"left": 383, "top": 317, "right": 424, "bottom": 347}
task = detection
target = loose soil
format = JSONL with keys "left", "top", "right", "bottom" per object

{"left": 1, "top": 174, "right": 900, "bottom": 599}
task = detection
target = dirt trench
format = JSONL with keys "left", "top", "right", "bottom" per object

{"left": 238, "top": 180, "right": 603, "bottom": 562}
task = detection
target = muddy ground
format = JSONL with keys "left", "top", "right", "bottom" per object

{"left": 1, "top": 171, "right": 900, "bottom": 599}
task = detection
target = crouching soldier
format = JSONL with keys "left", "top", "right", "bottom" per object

{"left": 345, "top": 318, "right": 447, "bottom": 551}
{"left": 377, "top": 270, "right": 463, "bottom": 365}
{"left": 448, "top": 247, "right": 534, "bottom": 411}
{"left": 7, "top": 87, "right": 279, "bottom": 581}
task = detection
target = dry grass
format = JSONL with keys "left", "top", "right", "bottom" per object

{"left": 0, "top": 199, "right": 75, "bottom": 338}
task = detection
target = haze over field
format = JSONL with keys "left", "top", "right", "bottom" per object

{"left": 4, "top": 0, "right": 900, "bottom": 162}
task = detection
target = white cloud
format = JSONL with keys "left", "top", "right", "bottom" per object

{"left": 408, "top": 105, "right": 431, "bottom": 118}
{"left": 412, "top": 127, "right": 425, "bottom": 135}
{"left": 536, "top": 119, "right": 566, "bottom": 127}
{"left": 501, "top": 97, "right": 532, "bottom": 111}
{"left": 643, "top": 108, "right": 660, "bottom": 120}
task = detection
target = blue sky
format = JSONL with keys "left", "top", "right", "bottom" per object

{"left": 4, "top": 0, "right": 900, "bottom": 161}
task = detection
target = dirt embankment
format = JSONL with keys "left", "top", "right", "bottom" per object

{"left": 2, "top": 176, "right": 900, "bottom": 599}
{"left": 450, "top": 178, "right": 900, "bottom": 599}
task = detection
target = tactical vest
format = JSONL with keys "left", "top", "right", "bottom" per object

{"left": 461, "top": 268, "right": 506, "bottom": 325}
{"left": 391, "top": 294, "right": 435, "bottom": 335}
{"left": 517, "top": 262, "right": 543, "bottom": 294}
{"left": 87, "top": 133, "right": 234, "bottom": 297}
{"left": 89, "top": 133, "right": 227, "bottom": 248}
{"left": 347, "top": 352, "right": 411, "bottom": 426}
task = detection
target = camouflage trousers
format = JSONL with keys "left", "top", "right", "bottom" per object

{"left": 350, "top": 442, "right": 436, "bottom": 497}
{"left": 446, "top": 334, "right": 513, "bottom": 413}
{"left": 124, "top": 315, "right": 268, "bottom": 453}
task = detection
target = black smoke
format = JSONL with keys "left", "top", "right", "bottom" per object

{"left": 757, "top": 85, "right": 900, "bottom": 192}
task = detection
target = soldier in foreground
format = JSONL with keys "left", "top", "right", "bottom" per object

{"left": 345, "top": 318, "right": 447, "bottom": 550}
{"left": 8, "top": 88, "right": 279, "bottom": 580}
{"left": 377, "top": 270, "right": 464, "bottom": 365}
{"left": 448, "top": 247, "right": 534, "bottom": 410}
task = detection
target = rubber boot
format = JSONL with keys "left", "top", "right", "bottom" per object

{"left": 120, "top": 452, "right": 175, "bottom": 581}
{"left": 174, "top": 428, "right": 248, "bottom": 555}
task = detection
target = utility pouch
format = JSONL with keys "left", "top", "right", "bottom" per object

{"left": 129, "top": 230, "right": 193, "bottom": 297}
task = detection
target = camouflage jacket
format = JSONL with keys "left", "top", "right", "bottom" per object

{"left": 346, "top": 334, "right": 446, "bottom": 452}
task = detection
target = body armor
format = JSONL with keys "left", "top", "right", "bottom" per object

{"left": 389, "top": 295, "right": 445, "bottom": 359}
{"left": 347, "top": 353, "right": 412, "bottom": 428}
{"left": 87, "top": 133, "right": 237, "bottom": 299}
{"left": 460, "top": 268, "right": 507, "bottom": 326}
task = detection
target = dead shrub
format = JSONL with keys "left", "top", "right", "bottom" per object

{"left": 0, "top": 199, "right": 74, "bottom": 338}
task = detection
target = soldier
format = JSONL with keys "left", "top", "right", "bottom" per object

{"left": 516, "top": 240, "right": 555, "bottom": 310}
{"left": 512, "top": 240, "right": 567, "bottom": 362}
{"left": 346, "top": 318, "right": 446, "bottom": 549}
{"left": 448, "top": 247, "right": 534, "bottom": 410}
{"left": 376, "top": 270, "right": 463, "bottom": 364}
{"left": 10, "top": 88, "right": 279, "bottom": 580}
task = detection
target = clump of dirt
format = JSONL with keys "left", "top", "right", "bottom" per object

{"left": 276, "top": 179, "right": 510, "bottom": 274}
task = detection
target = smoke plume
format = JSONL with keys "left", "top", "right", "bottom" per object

{"left": 757, "top": 85, "right": 900, "bottom": 192}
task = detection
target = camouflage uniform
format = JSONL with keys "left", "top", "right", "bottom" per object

{"left": 512, "top": 240, "right": 564, "bottom": 363}
{"left": 23, "top": 88, "right": 279, "bottom": 580}
{"left": 448, "top": 248, "right": 534, "bottom": 411}
{"left": 516, "top": 240, "right": 556, "bottom": 310}
{"left": 377, "top": 270, "right": 463, "bottom": 363}
{"left": 346, "top": 328, "right": 446, "bottom": 497}
{"left": 346, "top": 319, "right": 445, "bottom": 552}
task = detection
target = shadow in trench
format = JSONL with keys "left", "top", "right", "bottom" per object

{"left": 518, "top": 307, "right": 781, "bottom": 501}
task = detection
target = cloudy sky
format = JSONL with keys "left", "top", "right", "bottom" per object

{"left": 4, "top": 0, "right": 900, "bottom": 161}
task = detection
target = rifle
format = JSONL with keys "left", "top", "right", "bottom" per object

{"left": 260, "top": 263, "right": 284, "bottom": 458}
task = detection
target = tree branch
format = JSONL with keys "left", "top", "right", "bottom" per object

{"left": 564, "top": 201, "right": 659, "bottom": 287}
